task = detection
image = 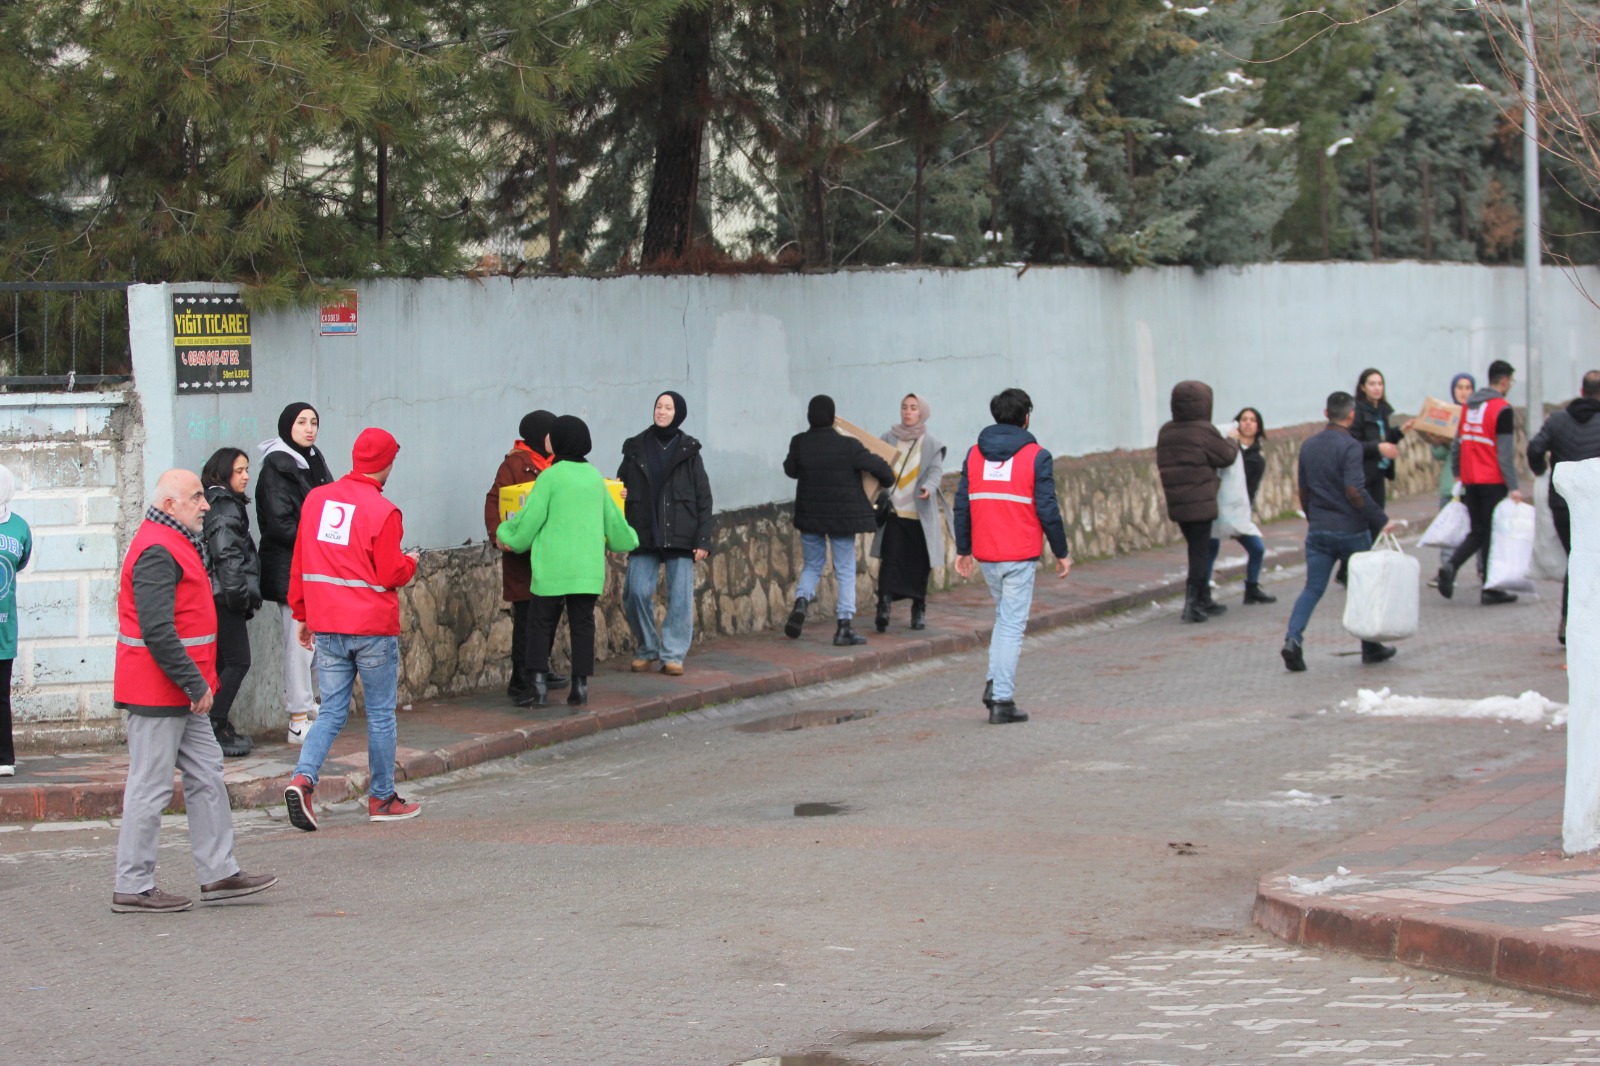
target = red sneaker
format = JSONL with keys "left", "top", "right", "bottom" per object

{"left": 369, "top": 793, "right": 421, "bottom": 822}
{"left": 284, "top": 774, "right": 317, "bottom": 832}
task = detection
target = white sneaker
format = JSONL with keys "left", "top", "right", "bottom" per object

{"left": 0, "top": 765, "right": 13, "bottom": 777}
{"left": 286, "top": 721, "right": 310, "bottom": 746}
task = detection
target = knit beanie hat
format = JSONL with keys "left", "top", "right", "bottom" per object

{"left": 807, "top": 395, "right": 836, "bottom": 428}
{"left": 351, "top": 427, "right": 400, "bottom": 474}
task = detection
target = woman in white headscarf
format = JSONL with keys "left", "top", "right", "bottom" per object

{"left": 870, "top": 393, "right": 949, "bottom": 632}
{"left": 0, "top": 465, "right": 32, "bottom": 776}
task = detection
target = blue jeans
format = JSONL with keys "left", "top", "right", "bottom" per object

{"left": 797, "top": 532, "right": 858, "bottom": 619}
{"left": 980, "top": 560, "right": 1037, "bottom": 702}
{"left": 1207, "top": 534, "right": 1266, "bottom": 585}
{"left": 293, "top": 633, "right": 400, "bottom": 800}
{"left": 1284, "top": 529, "right": 1383, "bottom": 654}
{"left": 624, "top": 553, "right": 696, "bottom": 665}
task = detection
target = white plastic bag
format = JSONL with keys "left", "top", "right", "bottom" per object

{"left": 1419, "top": 500, "right": 1470, "bottom": 549}
{"left": 1343, "top": 532, "right": 1421, "bottom": 642}
{"left": 1486, "top": 498, "right": 1537, "bottom": 592}
{"left": 1211, "top": 439, "right": 1260, "bottom": 540}
{"left": 1532, "top": 472, "right": 1569, "bottom": 581}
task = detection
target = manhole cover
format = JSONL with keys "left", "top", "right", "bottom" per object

{"left": 735, "top": 709, "right": 877, "bottom": 733}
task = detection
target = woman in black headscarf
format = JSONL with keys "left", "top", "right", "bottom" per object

{"left": 617, "top": 391, "right": 714, "bottom": 676}
{"left": 256, "top": 401, "right": 334, "bottom": 744}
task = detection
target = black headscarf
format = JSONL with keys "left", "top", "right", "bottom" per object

{"left": 650, "top": 391, "right": 687, "bottom": 444}
{"left": 807, "top": 394, "right": 836, "bottom": 428}
{"left": 520, "top": 410, "right": 557, "bottom": 457}
{"left": 277, "top": 401, "right": 333, "bottom": 485}
{"left": 548, "top": 415, "right": 592, "bottom": 463}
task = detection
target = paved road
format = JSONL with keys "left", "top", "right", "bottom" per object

{"left": 2, "top": 559, "right": 1587, "bottom": 1065}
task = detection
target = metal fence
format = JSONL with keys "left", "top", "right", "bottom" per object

{"left": 0, "top": 282, "right": 133, "bottom": 391}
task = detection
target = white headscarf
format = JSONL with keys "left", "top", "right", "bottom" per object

{"left": 0, "top": 464, "right": 16, "bottom": 522}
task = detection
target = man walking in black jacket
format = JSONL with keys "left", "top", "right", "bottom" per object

{"left": 1528, "top": 369, "right": 1600, "bottom": 642}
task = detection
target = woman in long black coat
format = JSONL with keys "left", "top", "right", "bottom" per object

{"left": 202, "top": 447, "right": 263, "bottom": 758}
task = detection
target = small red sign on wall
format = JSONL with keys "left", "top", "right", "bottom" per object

{"left": 320, "top": 290, "right": 358, "bottom": 336}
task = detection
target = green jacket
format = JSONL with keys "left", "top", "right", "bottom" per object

{"left": 496, "top": 460, "right": 638, "bottom": 596}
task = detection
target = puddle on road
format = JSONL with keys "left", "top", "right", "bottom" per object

{"left": 728, "top": 1056, "right": 860, "bottom": 1066}
{"left": 845, "top": 1029, "right": 946, "bottom": 1043}
{"left": 793, "top": 801, "right": 851, "bottom": 817}
{"left": 735, "top": 709, "right": 877, "bottom": 733}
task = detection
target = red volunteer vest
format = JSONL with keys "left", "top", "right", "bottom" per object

{"left": 966, "top": 442, "right": 1044, "bottom": 562}
{"left": 295, "top": 475, "right": 403, "bottom": 636}
{"left": 1459, "top": 395, "right": 1510, "bottom": 485}
{"left": 114, "top": 521, "right": 219, "bottom": 707}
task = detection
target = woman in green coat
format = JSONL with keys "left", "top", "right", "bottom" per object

{"left": 497, "top": 415, "right": 638, "bottom": 708}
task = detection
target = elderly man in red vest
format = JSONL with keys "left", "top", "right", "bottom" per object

{"left": 283, "top": 428, "right": 420, "bottom": 831}
{"left": 112, "top": 468, "right": 276, "bottom": 913}
{"left": 1438, "top": 359, "right": 1522, "bottom": 605}
{"left": 953, "top": 388, "right": 1071, "bottom": 725}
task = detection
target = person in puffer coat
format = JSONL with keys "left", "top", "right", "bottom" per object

{"left": 782, "top": 395, "right": 896, "bottom": 647}
{"left": 201, "top": 447, "right": 263, "bottom": 758}
{"left": 1527, "top": 369, "right": 1600, "bottom": 643}
{"left": 1155, "top": 380, "right": 1237, "bottom": 623}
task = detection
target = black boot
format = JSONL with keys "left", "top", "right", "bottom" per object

{"left": 1181, "top": 582, "right": 1209, "bottom": 623}
{"left": 910, "top": 599, "right": 926, "bottom": 630}
{"left": 212, "top": 721, "right": 252, "bottom": 758}
{"left": 566, "top": 675, "right": 589, "bottom": 707}
{"left": 545, "top": 670, "right": 570, "bottom": 688}
{"left": 874, "top": 593, "right": 891, "bottom": 633}
{"left": 1196, "top": 584, "right": 1227, "bottom": 616}
{"left": 516, "top": 671, "right": 549, "bottom": 708}
{"left": 506, "top": 661, "right": 530, "bottom": 702}
{"left": 988, "top": 700, "right": 1028, "bottom": 724}
{"left": 1243, "top": 582, "right": 1277, "bottom": 605}
{"left": 833, "top": 618, "right": 867, "bottom": 646}
{"left": 982, "top": 679, "right": 994, "bottom": 709}
{"left": 784, "top": 597, "right": 809, "bottom": 639}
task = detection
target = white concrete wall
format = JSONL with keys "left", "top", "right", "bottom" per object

{"left": 0, "top": 394, "right": 139, "bottom": 739}
{"left": 130, "top": 263, "right": 1599, "bottom": 551}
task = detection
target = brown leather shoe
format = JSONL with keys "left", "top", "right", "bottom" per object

{"left": 662, "top": 662, "right": 684, "bottom": 676}
{"left": 111, "top": 888, "right": 193, "bottom": 913}
{"left": 199, "top": 871, "right": 279, "bottom": 901}
{"left": 630, "top": 658, "right": 653, "bottom": 672}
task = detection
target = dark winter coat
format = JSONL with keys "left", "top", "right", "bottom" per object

{"left": 617, "top": 429, "right": 714, "bottom": 556}
{"left": 484, "top": 443, "right": 542, "bottom": 602}
{"left": 1352, "top": 397, "right": 1404, "bottom": 490}
{"left": 783, "top": 427, "right": 897, "bottom": 535}
{"left": 255, "top": 442, "right": 333, "bottom": 603}
{"left": 1155, "top": 381, "right": 1236, "bottom": 524}
{"left": 1529, "top": 397, "right": 1600, "bottom": 509}
{"left": 203, "top": 485, "right": 263, "bottom": 618}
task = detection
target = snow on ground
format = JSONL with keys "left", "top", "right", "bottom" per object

{"left": 1341, "top": 686, "right": 1567, "bottom": 728}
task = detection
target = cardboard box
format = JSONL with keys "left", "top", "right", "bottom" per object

{"left": 834, "top": 416, "right": 901, "bottom": 500}
{"left": 1413, "top": 396, "right": 1462, "bottom": 442}
{"left": 498, "top": 480, "right": 536, "bottom": 523}
{"left": 603, "top": 478, "right": 627, "bottom": 515}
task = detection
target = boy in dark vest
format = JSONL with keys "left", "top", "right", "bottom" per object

{"left": 953, "top": 388, "right": 1071, "bottom": 724}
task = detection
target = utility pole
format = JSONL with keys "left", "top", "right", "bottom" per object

{"left": 1523, "top": 0, "right": 1543, "bottom": 421}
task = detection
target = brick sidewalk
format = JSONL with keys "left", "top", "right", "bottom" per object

{"left": 6, "top": 492, "right": 1399, "bottom": 823}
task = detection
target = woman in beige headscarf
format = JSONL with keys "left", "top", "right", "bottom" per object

{"left": 870, "top": 394, "right": 950, "bottom": 631}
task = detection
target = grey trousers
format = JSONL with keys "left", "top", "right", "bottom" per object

{"left": 114, "top": 712, "right": 239, "bottom": 894}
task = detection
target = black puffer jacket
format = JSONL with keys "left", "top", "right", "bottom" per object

{"left": 1529, "top": 397, "right": 1600, "bottom": 508}
{"left": 204, "top": 486, "right": 263, "bottom": 618}
{"left": 617, "top": 430, "right": 715, "bottom": 554}
{"left": 1155, "top": 380, "right": 1236, "bottom": 524}
{"left": 255, "top": 442, "right": 331, "bottom": 603}
{"left": 783, "top": 428, "right": 896, "bottom": 535}
{"left": 1352, "top": 397, "right": 1404, "bottom": 489}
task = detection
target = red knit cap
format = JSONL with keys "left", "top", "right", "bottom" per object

{"left": 351, "top": 427, "right": 400, "bottom": 474}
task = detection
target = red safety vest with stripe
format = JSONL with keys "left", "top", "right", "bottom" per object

{"left": 114, "top": 521, "right": 219, "bottom": 707}
{"left": 1458, "top": 395, "right": 1510, "bottom": 485}
{"left": 965, "top": 442, "right": 1045, "bottom": 562}
{"left": 294, "top": 476, "right": 403, "bottom": 636}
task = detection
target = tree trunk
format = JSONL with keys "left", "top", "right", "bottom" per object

{"left": 989, "top": 137, "right": 1000, "bottom": 245}
{"left": 377, "top": 137, "right": 389, "bottom": 243}
{"left": 1317, "top": 153, "right": 1330, "bottom": 258}
{"left": 1422, "top": 159, "right": 1434, "bottom": 259}
{"left": 640, "top": 7, "right": 714, "bottom": 266}
{"left": 1368, "top": 158, "right": 1381, "bottom": 259}
{"left": 800, "top": 162, "right": 830, "bottom": 267}
{"left": 912, "top": 139, "right": 926, "bottom": 264}
{"left": 546, "top": 140, "right": 562, "bottom": 269}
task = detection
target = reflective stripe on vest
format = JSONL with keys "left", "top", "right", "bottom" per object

{"left": 302, "top": 572, "right": 390, "bottom": 593}
{"left": 118, "top": 633, "right": 216, "bottom": 648}
{"left": 969, "top": 492, "right": 1035, "bottom": 505}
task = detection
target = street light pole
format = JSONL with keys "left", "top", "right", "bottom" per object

{"left": 1523, "top": 0, "right": 1544, "bottom": 421}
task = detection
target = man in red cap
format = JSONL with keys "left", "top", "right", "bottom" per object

{"left": 283, "top": 428, "right": 421, "bottom": 830}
